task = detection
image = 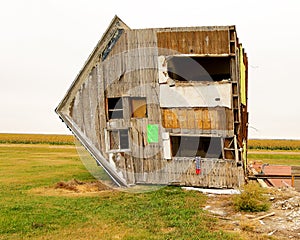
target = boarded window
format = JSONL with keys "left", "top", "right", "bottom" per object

{"left": 107, "top": 97, "right": 123, "bottom": 119}
{"left": 109, "top": 129, "right": 129, "bottom": 151}
{"left": 131, "top": 97, "right": 147, "bottom": 118}
{"left": 167, "top": 56, "right": 230, "bottom": 82}
{"left": 171, "top": 136, "right": 222, "bottom": 158}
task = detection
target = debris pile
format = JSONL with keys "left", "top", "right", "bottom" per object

{"left": 203, "top": 187, "right": 300, "bottom": 239}
{"left": 269, "top": 190, "right": 300, "bottom": 235}
{"left": 54, "top": 179, "right": 111, "bottom": 193}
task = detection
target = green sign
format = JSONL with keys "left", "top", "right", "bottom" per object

{"left": 147, "top": 124, "right": 159, "bottom": 143}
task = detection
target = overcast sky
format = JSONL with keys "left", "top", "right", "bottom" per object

{"left": 0, "top": 0, "right": 299, "bottom": 139}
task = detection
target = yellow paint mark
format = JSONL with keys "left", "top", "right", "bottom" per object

{"left": 240, "top": 45, "right": 246, "bottom": 105}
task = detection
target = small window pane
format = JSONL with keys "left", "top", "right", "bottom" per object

{"left": 109, "top": 110, "right": 123, "bottom": 119}
{"left": 108, "top": 97, "right": 123, "bottom": 110}
{"left": 109, "top": 130, "right": 119, "bottom": 150}
{"left": 107, "top": 97, "right": 123, "bottom": 119}
{"left": 119, "top": 129, "right": 129, "bottom": 149}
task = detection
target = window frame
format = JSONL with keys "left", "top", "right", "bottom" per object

{"left": 106, "top": 128, "right": 131, "bottom": 153}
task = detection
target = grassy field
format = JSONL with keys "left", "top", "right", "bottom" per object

{"left": 247, "top": 151, "right": 300, "bottom": 166}
{"left": 1, "top": 133, "right": 299, "bottom": 239}
{"left": 248, "top": 139, "right": 300, "bottom": 166}
{"left": 0, "top": 136, "right": 238, "bottom": 240}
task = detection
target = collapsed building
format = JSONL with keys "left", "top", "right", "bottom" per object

{"left": 56, "top": 16, "right": 248, "bottom": 188}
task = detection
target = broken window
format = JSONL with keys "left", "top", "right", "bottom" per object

{"left": 107, "top": 97, "right": 123, "bottom": 119}
{"left": 170, "top": 136, "right": 222, "bottom": 158}
{"left": 167, "top": 56, "right": 231, "bottom": 82}
{"left": 130, "top": 97, "right": 147, "bottom": 118}
{"left": 109, "top": 129, "right": 129, "bottom": 151}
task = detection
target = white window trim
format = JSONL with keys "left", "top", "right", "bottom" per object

{"left": 105, "top": 128, "right": 131, "bottom": 153}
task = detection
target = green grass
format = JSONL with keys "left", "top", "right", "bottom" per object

{"left": 4, "top": 134, "right": 298, "bottom": 239}
{"left": 233, "top": 182, "right": 270, "bottom": 212}
{"left": 248, "top": 152, "right": 300, "bottom": 166}
{"left": 0, "top": 143, "right": 239, "bottom": 240}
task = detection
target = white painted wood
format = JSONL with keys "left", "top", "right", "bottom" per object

{"left": 159, "top": 83, "right": 232, "bottom": 108}
{"left": 182, "top": 187, "right": 241, "bottom": 195}
{"left": 158, "top": 56, "right": 168, "bottom": 84}
{"left": 162, "top": 132, "right": 171, "bottom": 159}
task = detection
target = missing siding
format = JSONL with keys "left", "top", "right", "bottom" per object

{"left": 101, "top": 29, "right": 124, "bottom": 61}
{"left": 171, "top": 136, "right": 222, "bottom": 158}
{"left": 167, "top": 56, "right": 231, "bottom": 81}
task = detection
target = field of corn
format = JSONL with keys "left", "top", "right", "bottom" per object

{"left": 0, "top": 133, "right": 74, "bottom": 145}
{"left": 0, "top": 134, "right": 299, "bottom": 150}
{"left": 248, "top": 139, "right": 300, "bottom": 150}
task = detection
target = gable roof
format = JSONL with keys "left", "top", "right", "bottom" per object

{"left": 55, "top": 16, "right": 130, "bottom": 187}
{"left": 56, "top": 15, "right": 130, "bottom": 115}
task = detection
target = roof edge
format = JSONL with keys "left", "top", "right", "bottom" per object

{"left": 56, "top": 15, "right": 130, "bottom": 113}
{"left": 131, "top": 25, "right": 236, "bottom": 32}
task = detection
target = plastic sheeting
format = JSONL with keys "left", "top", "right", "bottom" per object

{"left": 147, "top": 124, "right": 159, "bottom": 143}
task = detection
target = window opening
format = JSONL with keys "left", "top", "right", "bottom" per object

{"left": 107, "top": 97, "right": 123, "bottom": 119}
{"left": 167, "top": 56, "right": 230, "bottom": 82}
{"left": 170, "top": 136, "right": 222, "bottom": 158}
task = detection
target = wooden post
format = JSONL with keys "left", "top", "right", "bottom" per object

{"left": 234, "top": 135, "right": 239, "bottom": 163}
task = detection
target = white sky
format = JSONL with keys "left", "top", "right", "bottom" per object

{"left": 0, "top": 0, "right": 299, "bottom": 139}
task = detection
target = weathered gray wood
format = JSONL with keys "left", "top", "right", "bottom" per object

{"left": 56, "top": 17, "right": 248, "bottom": 189}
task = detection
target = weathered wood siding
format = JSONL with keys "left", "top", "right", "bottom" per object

{"left": 101, "top": 29, "right": 164, "bottom": 184}
{"left": 134, "top": 158, "right": 244, "bottom": 188}
{"left": 157, "top": 29, "right": 230, "bottom": 55}
{"left": 168, "top": 158, "right": 243, "bottom": 188}
{"left": 56, "top": 18, "right": 247, "bottom": 188}
{"left": 161, "top": 107, "right": 233, "bottom": 133}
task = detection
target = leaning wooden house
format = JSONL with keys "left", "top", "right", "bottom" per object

{"left": 56, "top": 16, "right": 248, "bottom": 188}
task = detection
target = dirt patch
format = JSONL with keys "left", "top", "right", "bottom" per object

{"left": 204, "top": 187, "right": 300, "bottom": 239}
{"left": 29, "top": 179, "right": 113, "bottom": 197}
{"left": 54, "top": 179, "right": 111, "bottom": 192}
